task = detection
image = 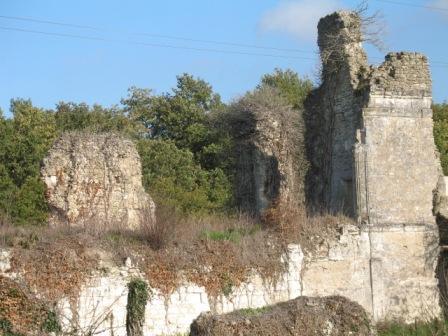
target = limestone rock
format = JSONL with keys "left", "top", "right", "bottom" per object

{"left": 41, "top": 132, "right": 155, "bottom": 229}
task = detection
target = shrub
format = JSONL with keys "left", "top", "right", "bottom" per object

{"left": 0, "top": 100, "right": 56, "bottom": 226}
{"left": 138, "top": 139, "right": 232, "bottom": 215}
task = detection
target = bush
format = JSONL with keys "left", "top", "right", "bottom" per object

{"left": 0, "top": 100, "right": 57, "bottom": 226}
{"left": 138, "top": 139, "right": 232, "bottom": 215}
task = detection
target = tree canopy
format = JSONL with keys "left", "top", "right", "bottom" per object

{"left": 0, "top": 69, "right": 315, "bottom": 225}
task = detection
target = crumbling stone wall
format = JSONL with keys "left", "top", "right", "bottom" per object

{"left": 0, "top": 227, "right": 436, "bottom": 334}
{"left": 41, "top": 132, "right": 155, "bottom": 229}
{"left": 306, "top": 11, "right": 369, "bottom": 215}
{"left": 233, "top": 87, "right": 307, "bottom": 216}
{"left": 356, "top": 52, "right": 438, "bottom": 224}
{"left": 306, "top": 10, "right": 442, "bottom": 321}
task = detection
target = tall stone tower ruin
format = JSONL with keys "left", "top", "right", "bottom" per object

{"left": 307, "top": 10, "right": 441, "bottom": 224}
{"left": 306, "top": 11, "right": 442, "bottom": 321}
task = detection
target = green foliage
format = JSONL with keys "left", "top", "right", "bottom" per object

{"left": 126, "top": 279, "right": 149, "bottom": 336}
{"left": 138, "top": 139, "right": 231, "bottom": 214}
{"left": 378, "top": 320, "right": 448, "bottom": 336}
{"left": 123, "top": 74, "right": 228, "bottom": 162}
{"left": 0, "top": 99, "right": 57, "bottom": 225}
{"left": 201, "top": 225, "right": 260, "bottom": 243}
{"left": 0, "top": 70, "right": 311, "bottom": 224}
{"left": 55, "top": 102, "right": 142, "bottom": 139}
{"left": 259, "top": 68, "right": 313, "bottom": 109}
{"left": 434, "top": 103, "right": 448, "bottom": 175}
{"left": 10, "top": 177, "right": 49, "bottom": 226}
{"left": 6, "top": 99, "right": 57, "bottom": 186}
{"left": 123, "top": 74, "right": 234, "bottom": 215}
{"left": 41, "top": 311, "right": 61, "bottom": 333}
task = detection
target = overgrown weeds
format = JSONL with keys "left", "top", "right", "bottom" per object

{"left": 0, "top": 275, "right": 60, "bottom": 335}
{"left": 0, "top": 204, "right": 347, "bottom": 305}
{"left": 262, "top": 201, "right": 352, "bottom": 252}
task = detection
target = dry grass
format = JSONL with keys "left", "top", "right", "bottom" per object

{"left": 262, "top": 201, "right": 353, "bottom": 252}
{"left": 377, "top": 320, "right": 448, "bottom": 336}
{"left": 0, "top": 205, "right": 348, "bottom": 303}
{"left": 122, "top": 207, "right": 287, "bottom": 297}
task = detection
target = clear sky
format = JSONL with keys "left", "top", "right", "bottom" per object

{"left": 0, "top": 0, "right": 447, "bottom": 116}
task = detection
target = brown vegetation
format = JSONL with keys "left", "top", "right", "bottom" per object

{"left": 0, "top": 275, "right": 52, "bottom": 335}
{"left": 190, "top": 295, "right": 373, "bottom": 336}
{"left": 0, "top": 205, "right": 349, "bottom": 304}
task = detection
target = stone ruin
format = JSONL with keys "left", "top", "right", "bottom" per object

{"left": 234, "top": 10, "right": 443, "bottom": 322}
{"left": 232, "top": 87, "right": 308, "bottom": 217}
{"left": 0, "top": 10, "right": 443, "bottom": 336}
{"left": 306, "top": 11, "right": 439, "bottom": 221}
{"left": 41, "top": 132, "right": 155, "bottom": 230}
{"left": 305, "top": 11, "right": 442, "bottom": 321}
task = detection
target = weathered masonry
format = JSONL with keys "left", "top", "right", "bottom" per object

{"left": 0, "top": 11, "right": 444, "bottom": 336}
{"left": 306, "top": 11, "right": 442, "bottom": 320}
{"left": 41, "top": 132, "right": 155, "bottom": 230}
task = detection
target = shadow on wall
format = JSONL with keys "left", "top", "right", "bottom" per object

{"left": 436, "top": 212, "right": 448, "bottom": 317}
{"left": 234, "top": 142, "right": 280, "bottom": 217}
{"left": 303, "top": 87, "right": 328, "bottom": 215}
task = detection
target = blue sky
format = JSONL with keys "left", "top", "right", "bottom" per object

{"left": 0, "top": 0, "right": 447, "bottom": 116}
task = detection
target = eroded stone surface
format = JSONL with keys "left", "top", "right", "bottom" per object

{"left": 306, "top": 10, "right": 442, "bottom": 322}
{"left": 41, "top": 132, "right": 155, "bottom": 229}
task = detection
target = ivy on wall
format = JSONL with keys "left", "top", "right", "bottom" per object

{"left": 126, "top": 279, "right": 149, "bottom": 336}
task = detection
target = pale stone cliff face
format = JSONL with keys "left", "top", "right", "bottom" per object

{"left": 41, "top": 132, "right": 155, "bottom": 229}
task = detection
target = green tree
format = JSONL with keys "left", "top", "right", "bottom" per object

{"left": 0, "top": 99, "right": 57, "bottom": 225}
{"left": 259, "top": 68, "right": 313, "bottom": 109}
{"left": 8, "top": 99, "right": 57, "bottom": 186}
{"left": 434, "top": 103, "right": 448, "bottom": 174}
{"left": 55, "top": 102, "right": 141, "bottom": 138}
{"left": 123, "top": 74, "right": 234, "bottom": 214}
{"left": 123, "top": 74, "right": 224, "bottom": 154}
{"left": 137, "top": 139, "right": 231, "bottom": 214}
